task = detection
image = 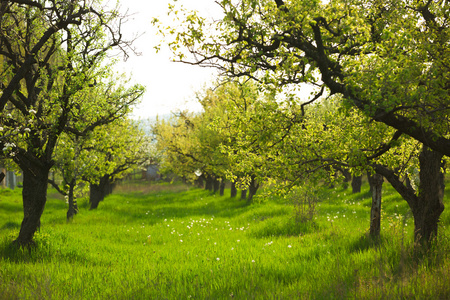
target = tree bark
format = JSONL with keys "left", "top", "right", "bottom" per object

{"left": 13, "top": 167, "right": 50, "bottom": 247}
{"left": 368, "top": 173, "right": 383, "bottom": 238}
{"left": 89, "top": 175, "right": 116, "bottom": 210}
{"left": 89, "top": 182, "right": 104, "bottom": 210}
{"left": 66, "top": 179, "right": 78, "bottom": 221}
{"left": 196, "top": 175, "right": 204, "bottom": 188}
{"left": 414, "top": 146, "right": 445, "bottom": 245}
{"left": 213, "top": 177, "right": 220, "bottom": 194}
{"left": 219, "top": 179, "right": 225, "bottom": 196}
{"left": 240, "top": 189, "right": 247, "bottom": 200}
{"left": 205, "top": 175, "right": 213, "bottom": 192}
{"left": 247, "top": 176, "right": 260, "bottom": 204}
{"left": 340, "top": 168, "right": 352, "bottom": 189}
{"left": 351, "top": 175, "right": 362, "bottom": 194}
{"left": 230, "top": 182, "right": 237, "bottom": 198}
{"left": 373, "top": 146, "right": 445, "bottom": 247}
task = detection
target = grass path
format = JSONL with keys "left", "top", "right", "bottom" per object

{"left": 0, "top": 182, "right": 449, "bottom": 299}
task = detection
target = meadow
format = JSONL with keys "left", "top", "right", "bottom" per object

{"left": 0, "top": 181, "right": 449, "bottom": 299}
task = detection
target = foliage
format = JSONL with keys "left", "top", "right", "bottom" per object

{"left": 157, "top": 0, "right": 450, "bottom": 157}
{"left": 52, "top": 118, "right": 149, "bottom": 211}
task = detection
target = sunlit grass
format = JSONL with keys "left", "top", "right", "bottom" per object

{"left": 0, "top": 181, "right": 449, "bottom": 299}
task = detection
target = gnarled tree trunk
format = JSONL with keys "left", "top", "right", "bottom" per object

{"left": 14, "top": 166, "right": 50, "bottom": 247}
{"left": 413, "top": 146, "right": 445, "bottom": 245}
{"left": 374, "top": 146, "right": 445, "bottom": 247}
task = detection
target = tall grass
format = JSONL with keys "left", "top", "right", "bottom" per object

{"left": 0, "top": 181, "right": 449, "bottom": 299}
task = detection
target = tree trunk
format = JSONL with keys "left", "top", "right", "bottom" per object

{"left": 219, "top": 179, "right": 225, "bottom": 196}
{"left": 13, "top": 167, "right": 50, "bottom": 248}
{"left": 89, "top": 182, "right": 104, "bottom": 210}
{"left": 240, "top": 190, "right": 247, "bottom": 200}
{"left": 213, "top": 178, "right": 220, "bottom": 194}
{"left": 351, "top": 175, "right": 362, "bottom": 194}
{"left": 413, "top": 146, "right": 444, "bottom": 245}
{"left": 374, "top": 146, "right": 445, "bottom": 247}
{"left": 196, "top": 175, "right": 204, "bottom": 188}
{"left": 205, "top": 175, "right": 213, "bottom": 192}
{"left": 247, "top": 176, "right": 260, "bottom": 204}
{"left": 368, "top": 173, "right": 383, "bottom": 238}
{"left": 66, "top": 179, "right": 78, "bottom": 221}
{"left": 340, "top": 168, "right": 352, "bottom": 189}
{"left": 230, "top": 182, "right": 237, "bottom": 198}
{"left": 105, "top": 180, "right": 115, "bottom": 196}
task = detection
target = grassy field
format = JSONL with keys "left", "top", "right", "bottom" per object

{"left": 0, "top": 181, "right": 449, "bottom": 299}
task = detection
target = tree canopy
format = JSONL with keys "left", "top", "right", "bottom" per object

{"left": 159, "top": 0, "right": 450, "bottom": 156}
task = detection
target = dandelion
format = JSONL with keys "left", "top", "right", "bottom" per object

{"left": 237, "top": 240, "right": 240, "bottom": 242}
{"left": 288, "top": 245, "right": 292, "bottom": 248}
{"left": 180, "top": 240, "right": 183, "bottom": 242}
{"left": 216, "top": 257, "right": 220, "bottom": 261}
{"left": 252, "top": 260, "right": 255, "bottom": 263}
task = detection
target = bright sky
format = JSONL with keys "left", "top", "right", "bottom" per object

{"left": 114, "top": 0, "right": 223, "bottom": 119}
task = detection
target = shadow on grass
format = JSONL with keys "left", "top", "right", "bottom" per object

{"left": 0, "top": 201, "right": 22, "bottom": 213}
{"left": 0, "top": 221, "right": 20, "bottom": 231}
{"left": 96, "top": 188, "right": 254, "bottom": 225}
{"left": 348, "top": 233, "right": 383, "bottom": 253}
{"left": 0, "top": 236, "right": 101, "bottom": 266}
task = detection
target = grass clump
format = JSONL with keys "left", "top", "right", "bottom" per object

{"left": 0, "top": 182, "right": 449, "bottom": 299}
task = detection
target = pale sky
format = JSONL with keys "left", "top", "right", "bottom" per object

{"left": 114, "top": 1, "right": 223, "bottom": 119}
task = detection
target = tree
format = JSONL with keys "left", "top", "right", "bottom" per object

{"left": 0, "top": 0, "right": 143, "bottom": 247}
{"left": 198, "top": 80, "right": 265, "bottom": 202}
{"left": 153, "top": 112, "right": 205, "bottom": 184}
{"left": 51, "top": 118, "right": 147, "bottom": 218}
{"left": 85, "top": 119, "right": 149, "bottom": 210}
{"left": 159, "top": 0, "right": 449, "bottom": 245}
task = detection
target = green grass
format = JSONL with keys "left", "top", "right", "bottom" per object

{"left": 0, "top": 181, "right": 449, "bottom": 299}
